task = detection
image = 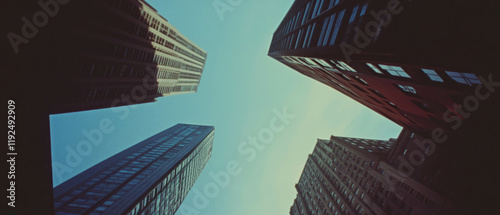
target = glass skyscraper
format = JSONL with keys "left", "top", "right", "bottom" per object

{"left": 53, "top": 124, "right": 214, "bottom": 215}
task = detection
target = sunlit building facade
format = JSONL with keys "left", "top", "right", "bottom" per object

{"left": 268, "top": 0, "right": 491, "bottom": 136}
{"left": 290, "top": 135, "right": 452, "bottom": 215}
{"left": 47, "top": 0, "right": 207, "bottom": 114}
{"left": 53, "top": 124, "right": 214, "bottom": 215}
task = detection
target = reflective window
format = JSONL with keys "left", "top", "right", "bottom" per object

{"left": 302, "top": 25, "right": 312, "bottom": 48}
{"left": 321, "top": 14, "right": 336, "bottom": 46}
{"left": 349, "top": 6, "right": 359, "bottom": 23}
{"left": 311, "top": 59, "right": 327, "bottom": 68}
{"left": 366, "top": 63, "right": 383, "bottom": 74}
{"left": 302, "top": 2, "right": 312, "bottom": 24}
{"left": 354, "top": 76, "right": 368, "bottom": 85}
{"left": 397, "top": 85, "right": 417, "bottom": 94}
{"left": 422, "top": 69, "right": 443, "bottom": 82}
{"left": 306, "top": 22, "right": 316, "bottom": 48}
{"left": 360, "top": 3, "right": 368, "bottom": 16}
{"left": 318, "top": 16, "right": 330, "bottom": 46}
{"left": 329, "top": 0, "right": 339, "bottom": 8}
{"left": 445, "top": 71, "right": 481, "bottom": 86}
{"left": 331, "top": 61, "right": 356, "bottom": 72}
{"left": 379, "top": 64, "right": 411, "bottom": 78}
{"left": 329, "top": 9, "right": 345, "bottom": 46}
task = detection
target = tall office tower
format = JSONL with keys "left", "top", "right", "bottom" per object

{"left": 41, "top": 0, "right": 207, "bottom": 114}
{"left": 53, "top": 124, "right": 214, "bottom": 215}
{"left": 268, "top": 0, "right": 498, "bottom": 136}
{"left": 290, "top": 135, "right": 452, "bottom": 215}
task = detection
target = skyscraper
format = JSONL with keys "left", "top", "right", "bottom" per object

{"left": 40, "top": 0, "right": 208, "bottom": 114}
{"left": 268, "top": 0, "right": 496, "bottom": 136}
{"left": 53, "top": 124, "right": 214, "bottom": 215}
{"left": 290, "top": 135, "right": 452, "bottom": 215}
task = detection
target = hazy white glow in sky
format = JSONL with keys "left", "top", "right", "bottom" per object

{"left": 50, "top": 0, "right": 402, "bottom": 214}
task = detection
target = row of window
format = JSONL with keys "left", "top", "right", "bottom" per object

{"left": 311, "top": 142, "right": 372, "bottom": 214}
{"left": 288, "top": 57, "right": 481, "bottom": 117}
{"left": 136, "top": 3, "right": 206, "bottom": 58}
{"left": 272, "top": 2, "right": 370, "bottom": 52}
{"left": 106, "top": 0, "right": 206, "bottom": 64}
{"left": 55, "top": 127, "right": 209, "bottom": 213}
{"left": 367, "top": 63, "right": 481, "bottom": 86}
{"left": 274, "top": 0, "right": 344, "bottom": 42}
{"left": 344, "top": 137, "right": 392, "bottom": 153}
{"left": 109, "top": 43, "right": 202, "bottom": 74}
{"left": 81, "top": 62, "right": 146, "bottom": 78}
{"left": 91, "top": 127, "right": 209, "bottom": 214}
{"left": 127, "top": 131, "right": 214, "bottom": 215}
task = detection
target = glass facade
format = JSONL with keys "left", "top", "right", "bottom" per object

{"left": 53, "top": 124, "right": 214, "bottom": 215}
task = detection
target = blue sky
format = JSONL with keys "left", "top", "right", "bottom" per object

{"left": 49, "top": 0, "right": 402, "bottom": 214}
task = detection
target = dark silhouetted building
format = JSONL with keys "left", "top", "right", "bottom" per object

{"left": 53, "top": 124, "right": 214, "bottom": 214}
{"left": 290, "top": 135, "right": 452, "bottom": 215}
{"left": 43, "top": 0, "right": 208, "bottom": 114}
{"left": 2, "top": 1, "right": 209, "bottom": 214}
{"left": 268, "top": 0, "right": 498, "bottom": 136}
{"left": 385, "top": 129, "right": 455, "bottom": 194}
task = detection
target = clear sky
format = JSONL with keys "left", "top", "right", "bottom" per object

{"left": 49, "top": 0, "right": 402, "bottom": 214}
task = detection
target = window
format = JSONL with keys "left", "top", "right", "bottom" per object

{"left": 331, "top": 61, "right": 356, "bottom": 72}
{"left": 422, "top": 69, "right": 443, "bottom": 82}
{"left": 369, "top": 89, "right": 387, "bottom": 99}
{"left": 318, "top": 16, "right": 330, "bottom": 46}
{"left": 318, "top": 14, "right": 337, "bottom": 46}
{"left": 95, "top": 206, "right": 107, "bottom": 211}
{"left": 302, "top": 2, "right": 312, "bottom": 24}
{"left": 349, "top": 6, "right": 359, "bottom": 23}
{"left": 368, "top": 95, "right": 382, "bottom": 104}
{"left": 353, "top": 76, "right": 368, "bottom": 85}
{"left": 313, "top": 59, "right": 334, "bottom": 69}
{"left": 352, "top": 84, "right": 367, "bottom": 93}
{"left": 339, "top": 61, "right": 356, "bottom": 72}
{"left": 340, "top": 74, "right": 351, "bottom": 81}
{"left": 397, "top": 85, "right": 417, "bottom": 94}
{"left": 303, "top": 25, "right": 312, "bottom": 48}
{"left": 329, "top": 9, "right": 345, "bottom": 45}
{"left": 445, "top": 71, "right": 481, "bottom": 86}
{"left": 366, "top": 63, "right": 383, "bottom": 74}
{"left": 321, "top": 14, "right": 336, "bottom": 46}
{"left": 360, "top": 3, "right": 368, "bottom": 16}
{"left": 379, "top": 64, "right": 411, "bottom": 78}
{"left": 294, "top": 30, "right": 302, "bottom": 49}
{"left": 312, "top": 0, "right": 324, "bottom": 18}
{"left": 412, "top": 100, "right": 430, "bottom": 111}
{"left": 306, "top": 22, "right": 316, "bottom": 47}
